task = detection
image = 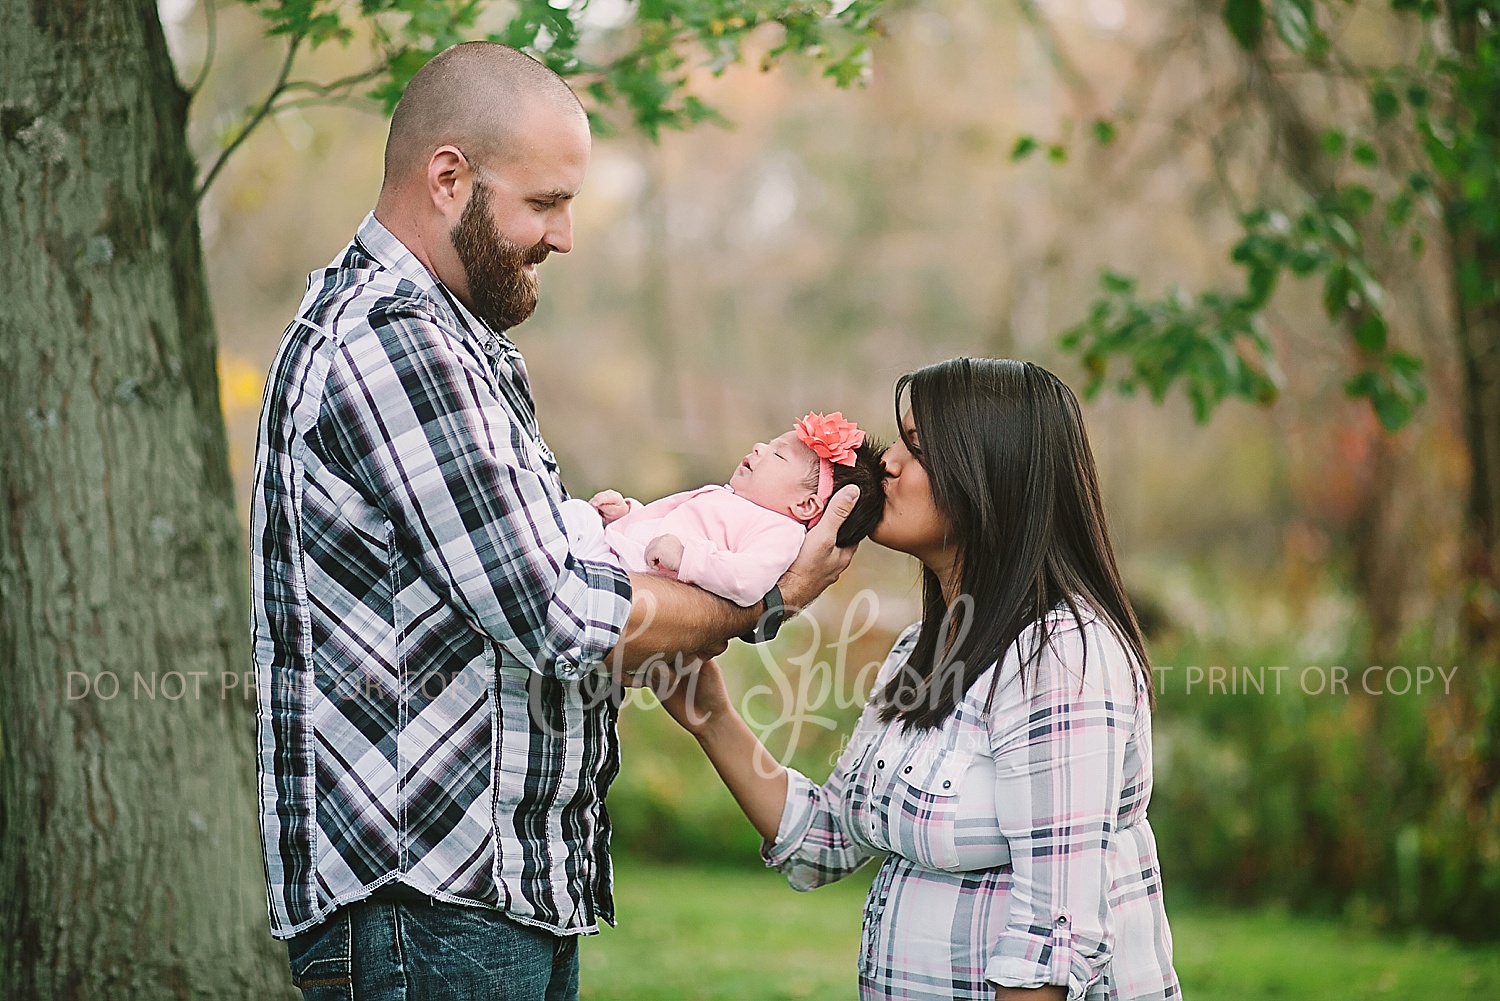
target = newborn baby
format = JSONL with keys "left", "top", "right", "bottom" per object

{"left": 561, "top": 413, "right": 886, "bottom": 607}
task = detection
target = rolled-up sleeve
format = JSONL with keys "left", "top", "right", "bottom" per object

{"left": 761, "top": 744, "right": 879, "bottom": 891}
{"left": 984, "top": 627, "right": 1135, "bottom": 1000}
{"left": 313, "top": 301, "right": 631, "bottom": 681}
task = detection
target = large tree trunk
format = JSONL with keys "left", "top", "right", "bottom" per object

{"left": 0, "top": 1, "right": 291, "bottom": 996}
{"left": 1448, "top": 14, "right": 1500, "bottom": 660}
{"left": 1451, "top": 246, "right": 1500, "bottom": 657}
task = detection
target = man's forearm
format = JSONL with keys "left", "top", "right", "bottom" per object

{"left": 604, "top": 573, "right": 764, "bottom": 672}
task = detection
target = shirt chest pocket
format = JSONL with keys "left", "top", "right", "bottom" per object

{"left": 881, "top": 744, "right": 971, "bottom": 871}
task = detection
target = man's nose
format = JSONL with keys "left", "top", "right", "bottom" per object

{"left": 545, "top": 207, "right": 574, "bottom": 255}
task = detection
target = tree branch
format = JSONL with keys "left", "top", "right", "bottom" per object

{"left": 187, "top": 0, "right": 219, "bottom": 99}
{"left": 192, "top": 33, "right": 303, "bottom": 206}
{"left": 278, "top": 64, "right": 388, "bottom": 100}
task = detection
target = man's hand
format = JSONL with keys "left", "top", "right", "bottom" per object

{"left": 644, "top": 534, "right": 685, "bottom": 573}
{"left": 777, "top": 484, "right": 861, "bottom": 609}
{"left": 590, "top": 489, "right": 630, "bottom": 525}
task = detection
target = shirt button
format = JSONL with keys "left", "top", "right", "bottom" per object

{"left": 902, "top": 765, "right": 912, "bottom": 774}
{"left": 1056, "top": 915, "right": 1069, "bottom": 926}
{"left": 483, "top": 338, "right": 503, "bottom": 357}
{"left": 876, "top": 759, "right": 885, "bottom": 769}
{"left": 942, "top": 780, "right": 952, "bottom": 789}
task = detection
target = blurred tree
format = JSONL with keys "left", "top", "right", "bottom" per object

{"left": 1036, "top": 0, "right": 1500, "bottom": 933}
{"left": 0, "top": 0, "right": 884, "bottom": 995}
{"left": 1056, "top": 0, "right": 1500, "bottom": 660}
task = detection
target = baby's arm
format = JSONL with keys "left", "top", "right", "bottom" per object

{"left": 674, "top": 523, "right": 807, "bottom": 607}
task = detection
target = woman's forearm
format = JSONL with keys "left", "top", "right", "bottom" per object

{"left": 694, "top": 709, "right": 790, "bottom": 843}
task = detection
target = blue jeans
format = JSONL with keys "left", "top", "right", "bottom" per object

{"left": 286, "top": 898, "right": 579, "bottom": 1001}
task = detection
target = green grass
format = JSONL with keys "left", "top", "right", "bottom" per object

{"left": 580, "top": 860, "right": 1500, "bottom": 1000}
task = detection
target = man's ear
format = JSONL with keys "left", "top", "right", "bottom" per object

{"left": 427, "top": 145, "right": 469, "bottom": 219}
{"left": 791, "top": 493, "right": 825, "bottom": 524}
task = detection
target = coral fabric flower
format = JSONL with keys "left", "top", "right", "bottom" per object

{"left": 794, "top": 412, "right": 866, "bottom": 467}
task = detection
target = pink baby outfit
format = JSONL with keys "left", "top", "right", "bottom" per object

{"left": 566, "top": 485, "right": 805, "bottom": 607}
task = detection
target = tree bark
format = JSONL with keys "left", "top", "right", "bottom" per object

{"left": 1447, "top": 14, "right": 1500, "bottom": 659}
{"left": 0, "top": 1, "right": 291, "bottom": 996}
{"left": 1450, "top": 232, "right": 1500, "bottom": 657}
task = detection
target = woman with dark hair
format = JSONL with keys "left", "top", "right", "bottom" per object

{"left": 655, "top": 358, "right": 1180, "bottom": 1000}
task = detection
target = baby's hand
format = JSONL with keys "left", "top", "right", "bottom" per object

{"left": 644, "top": 534, "right": 685, "bottom": 574}
{"left": 590, "top": 490, "right": 630, "bottom": 525}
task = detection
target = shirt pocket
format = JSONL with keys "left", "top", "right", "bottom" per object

{"left": 883, "top": 743, "right": 971, "bottom": 871}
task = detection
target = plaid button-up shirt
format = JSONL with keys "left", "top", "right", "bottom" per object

{"left": 766, "top": 613, "right": 1180, "bottom": 1000}
{"left": 251, "top": 213, "right": 633, "bottom": 940}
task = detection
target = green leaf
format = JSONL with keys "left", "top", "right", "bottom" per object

{"left": 1371, "top": 83, "right": 1401, "bottom": 121}
{"left": 1386, "top": 192, "right": 1414, "bottom": 227}
{"left": 1011, "top": 135, "right": 1040, "bottom": 161}
{"left": 1047, "top": 144, "right": 1068, "bottom": 163}
{"left": 1340, "top": 184, "right": 1374, "bottom": 217}
{"left": 1320, "top": 128, "right": 1346, "bottom": 157}
{"left": 1323, "top": 263, "right": 1353, "bottom": 319}
{"left": 1270, "top": 0, "right": 1321, "bottom": 56}
{"left": 1352, "top": 141, "right": 1379, "bottom": 167}
{"left": 1370, "top": 385, "right": 1414, "bottom": 431}
{"left": 1224, "top": 0, "right": 1264, "bottom": 49}
{"left": 1092, "top": 119, "right": 1118, "bottom": 145}
{"left": 1354, "top": 312, "right": 1388, "bottom": 352}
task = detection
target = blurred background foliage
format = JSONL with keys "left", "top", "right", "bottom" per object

{"left": 165, "top": 0, "right": 1500, "bottom": 945}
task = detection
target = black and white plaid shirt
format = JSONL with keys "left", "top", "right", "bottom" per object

{"left": 251, "top": 213, "right": 634, "bottom": 940}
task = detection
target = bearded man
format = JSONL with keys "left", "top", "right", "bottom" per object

{"left": 249, "top": 42, "right": 859, "bottom": 1001}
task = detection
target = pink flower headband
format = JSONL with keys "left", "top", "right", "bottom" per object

{"left": 794, "top": 412, "right": 865, "bottom": 528}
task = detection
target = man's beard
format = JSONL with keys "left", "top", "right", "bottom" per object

{"left": 450, "top": 177, "right": 549, "bottom": 331}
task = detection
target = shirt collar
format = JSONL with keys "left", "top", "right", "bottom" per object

{"left": 353, "top": 212, "right": 517, "bottom": 352}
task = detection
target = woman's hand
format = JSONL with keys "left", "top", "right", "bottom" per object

{"left": 650, "top": 657, "right": 734, "bottom": 739}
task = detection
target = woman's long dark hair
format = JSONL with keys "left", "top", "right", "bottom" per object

{"left": 874, "top": 357, "right": 1152, "bottom": 730}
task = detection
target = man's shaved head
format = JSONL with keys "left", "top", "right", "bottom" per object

{"left": 382, "top": 42, "right": 584, "bottom": 189}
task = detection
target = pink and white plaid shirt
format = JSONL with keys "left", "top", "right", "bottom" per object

{"left": 764, "top": 610, "right": 1181, "bottom": 1000}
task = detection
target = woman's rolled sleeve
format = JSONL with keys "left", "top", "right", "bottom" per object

{"left": 760, "top": 756, "right": 878, "bottom": 891}
{"left": 761, "top": 768, "right": 820, "bottom": 869}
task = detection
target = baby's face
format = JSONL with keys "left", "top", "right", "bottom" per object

{"left": 728, "top": 431, "right": 820, "bottom": 520}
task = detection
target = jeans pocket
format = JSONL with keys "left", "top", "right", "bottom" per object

{"left": 287, "top": 910, "right": 353, "bottom": 1001}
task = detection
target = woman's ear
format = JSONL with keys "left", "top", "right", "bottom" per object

{"left": 791, "top": 492, "right": 825, "bottom": 524}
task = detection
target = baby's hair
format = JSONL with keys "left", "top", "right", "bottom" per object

{"left": 829, "top": 441, "right": 888, "bottom": 548}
